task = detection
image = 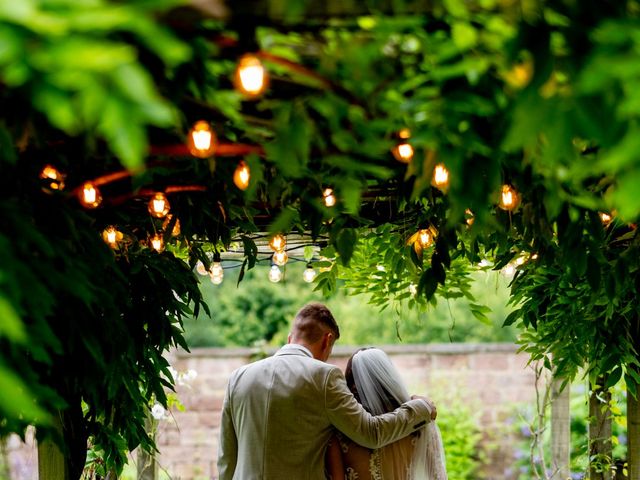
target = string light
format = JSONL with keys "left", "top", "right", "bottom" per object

{"left": 417, "top": 228, "right": 435, "bottom": 248}
{"left": 407, "top": 225, "right": 438, "bottom": 254}
{"left": 162, "top": 214, "right": 181, "bottom": 237}
{"left": 599, "top": 212, "right": 612, "bottom": 225}
{"left": 273, "top": 250, "right": 288, "bottom": 266}
{"left": 210, "top": 262, "right": 223, "bottom": 278}
{"left": 102, "top": 226, "right": 123, "bottom": 249}
{"left": 196, "top": 261, "right": 208, "bottom": 276}
{"left": 39, "top": 165, "right": 65, "bottom": 191}
{"left": 79, "top": 182, "right": 102, "bottom": 208}
{"left": 149, "top": 234, "right": 165, "bottom": 253}
{"left": 302, "top": 264, "right": 317, "bottom": 283}
{"left": 233, "top": 160, "right": 250, "bottom": 190}
{"left": 391, "top": 129, "right": 414, "bottom": 163}
{"left": 187, "top": 121, "right": 217, "bottom": 158}
{"left": 465, "top": 209, "right": 475, "bottom": 226}
{"left": 431, "top": 163, "right": 450, "bottom": 191}
{"left": 323, "top": 188, "right": 336, "bottom": 207}
{"left": 269, "top": 234, "right": 286, "bottom": 252}
{"left": 148, "top": 192, "right": 170, "bottom": 218}
{"left": 234, "top": 54, "right": 268, "bottom": 97}
{"left": 498, "top": 184, "right": 521, "bottom": 211}
{"left": 210, "top": 273, "right": 223, "bottom": 285}
{"left": 268, "top": 265, "right": 283, "bottom": 283}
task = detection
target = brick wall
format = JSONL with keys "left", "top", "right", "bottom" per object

{"left": 6, "top": 343, "right": 538, "bottom": 480}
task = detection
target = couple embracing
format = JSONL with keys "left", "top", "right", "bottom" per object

{"left": 217, "top": 302, "right": 448, "bottom": 480}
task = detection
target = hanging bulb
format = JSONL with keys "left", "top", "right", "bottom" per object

{"left": 39, "top": 165, "right": 65, "bottom": 191}
{"left": 498, "top": 184, "right": 520, "bottom": 211}
{"left": 417, "top": 228, "right": 434, "bottom": 248}
{"left": 196, "top": 260, "right": 208, "bottom": 276}
{"left": 599, "top": 212, "right": 612, "bottom": 225}
{"left": 302, "top": 264, "right": 317, "bottom": 283}
{"left": 269, "top": 234, "right": 286, "bottom": 252}
{"left": 268, "top": 265, "right": 283, "bottom": 283}
{"left": 273, "top": 250, "right": 288, "bottom": 266}
{"left": 79, "top": 182, "right": 102, "bottom": 208}
{"left": 233, "top": 160, "right": 250, "bottom": 190}
{"left": 149, "top": 234, "right": 165, "bottom": 253}
{"left": 210, "top": 273, "right": 224, "bottom": 285}
{"left": 187, "top": 120, "right": 217, "bottom": 158}
{"left": 234, "top": 54, "right": 268, "bottom": 97}
{"left": 465, "top": 209, "right": 475, "bottom": 226}
{"left": 148, "top": 192, "right": 170, "bottom": 218}
{"left": 102, "top": 226, "right": 123, "bottom": 249}
{"left": 391, "top": 129, "right": 414, "bottom": 163}
{"left": 323, "top": 188, "right": 336, "bottom": 207}
{"left": 162, "top": 214, "right": 181, "bottom": 237}
{"left": 431, "top": 163, "right": 450, "bottom": 191}
{"left": 210, "top": 261, "right": 224, "bottom": 278}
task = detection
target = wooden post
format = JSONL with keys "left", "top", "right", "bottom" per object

{"left": 589, "top": 378, "right": 612, "bottom": 480}
{"left": 629, "top": 378, "right": 640, "bottom": 480}
{"left": 37, "top": 413, "right": 68, "bottom": 480}
{"left": 550, "top": 377, "right": 570, "bottom": 479}
{"left": 137, "top": 416, "right": 157, "bottom": 480}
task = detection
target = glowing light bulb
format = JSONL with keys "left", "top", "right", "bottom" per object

{"left": 196, "top": 261, "right": 208, "bottom": 275}
{"left": 498, "top": 184, "right": 520, "bottom": 211}
{"left": 392, "top": 129, "right": 414, "bottom": 163}
{"left": 148, "top": 192, "right": 170, "bottom": 218}
{"left": 273, "top": 250, "right": 288, "bottom": 266}
{"left": 234, "top": 54, "right": 268, "bottom": 97}
{"left": 303, "top": 265, "right": 317, "bottom": 283}
{"left": 102, "top": 226, "right": 123, "bottom": 248}
{"left": 465, "top": 209, "right": 475, "bottom": 226}
{"left": 323, "top": 188, "right": 336, "bottom": 207}
{"left": 187, "top": 121, "right": 217, "bottom": 158}
{"left": 79, "top": 182, "right": 102, "bottom": 208}
{"left": 210, "top": 261, "right": 224, "bottom": 278}
{"left": 431, "top": 163, "right": 450, "bottom": 191}
{"left": 39, "top": 165, "right": 65, "bottom": 191}
{"left": 150, "top": 234, "right": 165, "bottom": 253}
{"left": 233, "top": 161, "right": 250, "bottom": 190}
{"left": 599, "top": 212, "right": 612, "bottom": 225}
{"left": 268, "top": 265, "right": 283, "bottom": 283}
{"left": 269, "top": 234, "right": 286, "bottom": 252}
{"left": 418, "top": 229, "right": 434, "bottom": 248}
{"left": 210, "top": 273, "right": 224, "bottom": 285}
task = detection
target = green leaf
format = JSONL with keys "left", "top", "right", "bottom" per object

{"left": 0, "top": 296, "right": 26, "bottom": 342}
{"left": 0, "top": 364, "right": 50, "bottom": 425}
{"left": 605, "top": 367, "right": 622, "bottom": 389}
{"left": 336, "top": 229, "right": 358, "bottom": 266}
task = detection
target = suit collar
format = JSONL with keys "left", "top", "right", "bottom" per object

{"left": 275, "top": 343, "right": 313, "bottom": 358}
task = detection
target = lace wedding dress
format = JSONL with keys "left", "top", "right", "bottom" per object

{"left": 335, "top": 423, "right": 447, "bottom": 480}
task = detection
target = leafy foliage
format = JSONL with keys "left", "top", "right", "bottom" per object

{"left": 2, "top": 0, "right": 640, "bottom": 475}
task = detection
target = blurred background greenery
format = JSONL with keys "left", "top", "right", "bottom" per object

{"left": 183, "top": 261, "right": 517, "bottom": 348}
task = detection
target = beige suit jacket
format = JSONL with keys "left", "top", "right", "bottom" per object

{"left": 217, "top": 344, "right": 433, "bottom": 480}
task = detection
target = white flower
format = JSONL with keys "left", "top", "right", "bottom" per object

{"left": 151, "top": 403, "right": 166, "bottom": 420}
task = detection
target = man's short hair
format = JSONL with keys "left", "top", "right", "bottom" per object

{"left": 291, "top": 302, "right": 340, "bottom": 343}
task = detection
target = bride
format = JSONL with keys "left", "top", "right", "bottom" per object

{"left": 326, "top": 347, "right": 448, "bottom": 480}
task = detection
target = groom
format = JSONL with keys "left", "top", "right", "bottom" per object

{"left": 217, "top": 302, "right": 437, "bottom": 479}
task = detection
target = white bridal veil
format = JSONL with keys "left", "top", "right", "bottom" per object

{"left": 351, "top": 348, "right": 448, "bottom": 480}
